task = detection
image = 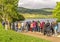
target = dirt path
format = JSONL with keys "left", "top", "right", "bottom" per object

{"left": 21, "top": 31, "right": 60, "bottom": 42}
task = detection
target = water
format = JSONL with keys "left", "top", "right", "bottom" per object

{"left": 24, "top": 18, "right": 57, "bottom": 23}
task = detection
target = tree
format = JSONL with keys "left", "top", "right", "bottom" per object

{"left": 0, "top": 0, "right": 25, "bottom": 22}
{"left": 53, "top": 2, "right": 60, "bottom": 22}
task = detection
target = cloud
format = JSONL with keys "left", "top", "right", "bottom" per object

{"left": 55, "top": 0, "right": 60, "bottom": 2}
{"left": 18, "top": 0, "right": 57, "bottom": 9}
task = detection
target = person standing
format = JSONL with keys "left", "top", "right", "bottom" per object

{"left": 54, "top": 21, "right": 58, "bottom": 36}
{"left": 30, "top": 22, "right": 34, "bottom": 32}
{"left": 14, "top": 22, "right": 18, "bottom": 31}
{"left": 37, "top": 21, "right": 40, "bottom": 32}
{"left": 44, "top": 20, "right": 51, "bottom": 36}
{"left": 2, "top": 21, "right": 5, "bottom": 27}
{"left": 33, "top": 21, "right": 37, "bottom": 32}
{"left": 21, "top": 22, "right": 24, "bottom": 32}
{"left": 5, "top": 21, "right": 8, "bottom": 30}
{"left": 17, "top": 21, "right": 21, "bottom": 32}
{"left": 25, "top": 22, "right": 30, "bottom": 32}
{"left": 51, "top": 22, "right": 55, "bottom": 35}
{"left": 40, "top": 21, "right": 45, "bottom": 33}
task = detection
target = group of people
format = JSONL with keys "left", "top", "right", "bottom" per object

{"left": 2, "top": 20, "right": 58, "bottom": 36}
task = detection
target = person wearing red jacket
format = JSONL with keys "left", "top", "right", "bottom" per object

{"left": 30, "top": 22, "right": 34, "bottom": 31}
{"left": 40, "top": 22, "right": 45, "bottom": 33}
{"left": 32, "top": 21, "right": 37, "bottom": 32}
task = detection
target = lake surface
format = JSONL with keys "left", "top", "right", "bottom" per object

{"left": 24, "top": 18, "right": 57, "bottom": 23}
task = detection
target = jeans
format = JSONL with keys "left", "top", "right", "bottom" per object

{"left": 54, "top": 26, "right": 58, "bottom": 36}
{"left": 32, "top": 27, "right": 36, "bottom": 32}
{"left": 15, "top": 27, "right": 18, "bottom": 31}
{"left": 38, "top": 26, "right": 40, "bottom": 32}
{"left": 26, "top": 26, "right": 29, "bottom": 32}
{"left": 54, "top": 29, "right": 57, "bottom": 36}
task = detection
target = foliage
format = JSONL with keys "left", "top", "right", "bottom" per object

{"left": 53, "top": 2, "right": 60, "bottom": 22}
{"left": 0, "top": 0, "right": 25, "bottom": 22}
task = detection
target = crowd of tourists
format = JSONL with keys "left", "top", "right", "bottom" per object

{"left": 2, "top": 20, "right": 58, "bottom": 36}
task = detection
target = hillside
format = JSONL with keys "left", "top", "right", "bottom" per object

{"left": 17, "top": 7, "right": 53, "bottom": 15}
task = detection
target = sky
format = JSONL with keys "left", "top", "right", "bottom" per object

{"left": 18, "top": 0, "right": 60, "bottom": 9}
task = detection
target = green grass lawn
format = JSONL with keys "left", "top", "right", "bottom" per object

{"left": 21, "top": 14, "right": 53, "bottom": 19}
{"left": 0, "top": 23, "right": 51, "bottom": 42}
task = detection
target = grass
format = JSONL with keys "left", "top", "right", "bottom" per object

{"left": 0, "top": 23, "right": 51, "bottom": 42}
{"left": 20, "top": 13, "right": 53, "bottom": 19}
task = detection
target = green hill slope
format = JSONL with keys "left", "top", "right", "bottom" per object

{"left": 17, "top": 7, "right": 53, "bottom": 15}
{"left": 0, "top": 23, "right": 51, "bottom": 42}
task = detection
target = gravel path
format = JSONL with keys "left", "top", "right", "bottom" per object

{"left": 21, "top": 31, "right": 60, "bottom": 42}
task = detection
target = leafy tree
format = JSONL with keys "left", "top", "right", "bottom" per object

{"left": 0, "top": 0, "right": 25, "bottom": 22}
{"left": 53, "top": 2, "right": 60, "bottom": 22}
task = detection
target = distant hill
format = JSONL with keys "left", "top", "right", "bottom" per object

{"left": 17, "top": 7, "right": 53, "bottom": 15}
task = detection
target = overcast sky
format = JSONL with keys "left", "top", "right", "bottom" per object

{"left": 18, "top": 0, "right": 60, "bottom": 9}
